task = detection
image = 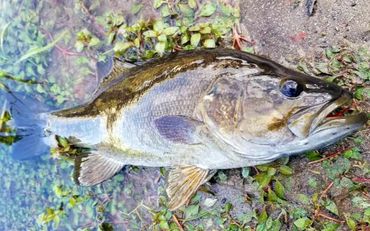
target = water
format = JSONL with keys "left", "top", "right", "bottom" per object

{"left": 0, "top": 0, "right": 241, "bottom": 229}
{"left": 0, "top": 0, "right": 166, "bottom": 229}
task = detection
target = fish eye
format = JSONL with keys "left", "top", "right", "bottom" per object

{"left": 280, "top": 79, "right": 303, "bottom": 98}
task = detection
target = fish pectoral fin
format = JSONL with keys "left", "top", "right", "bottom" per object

{"left": 166, "top": 166, "right": 215, "bottom": 211}
{"left": 154, "top": 115, "right": 203, "bottom": 144}
{"left": 74, "top": 151, "right": 124, "bottom": 186}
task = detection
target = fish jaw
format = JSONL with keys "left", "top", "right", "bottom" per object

{"left": 279, "top": 92, "right": 368, "bottom": 155}
{"left": 308, "top": 90, "right": 368, "bottom": 142}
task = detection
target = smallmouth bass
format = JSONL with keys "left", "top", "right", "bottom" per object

{"left": 7, "top": 48, "right": 368, "bottom": 210}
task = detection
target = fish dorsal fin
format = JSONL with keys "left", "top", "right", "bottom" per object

{"left": 74, "top": 151, "right": 124, "bottom": 186}
{"left": 95, "top": 58, "right": 137, "bottom": 96}
{"left": 167, "top": 166, "right": 214, "bottom": 210}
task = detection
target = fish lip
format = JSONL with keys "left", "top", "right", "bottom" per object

{"left": 309, "top": 91, "right": 368, "bottom": 134}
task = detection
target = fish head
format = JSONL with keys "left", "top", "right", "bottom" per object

{"left": 196, "top": 70, "right": 368, "bottom": 156}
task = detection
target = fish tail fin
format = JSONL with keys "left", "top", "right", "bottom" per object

{"left": 1, "top": 88, "right": 51, "bottom": 160}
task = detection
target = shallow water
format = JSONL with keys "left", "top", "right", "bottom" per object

{"left": 0, "top": 0, "right": 162, "bottom": 229}
{"left": 0, "top": 0, "right": 241, "bottom": 229}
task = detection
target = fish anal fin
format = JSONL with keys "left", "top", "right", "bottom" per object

{"left": 166, "top": 166, "right": 214, "bottom": 211}
{"left": 74, "top": 151, "right": 124, "bottom": 186}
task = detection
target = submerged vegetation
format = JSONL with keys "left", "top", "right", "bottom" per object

{"left": 0, "top": 0, "right": 369, "bottom": 230}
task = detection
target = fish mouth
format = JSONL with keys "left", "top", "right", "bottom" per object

{"left": 309, "top": 91, "right": 368, "bottom": 135}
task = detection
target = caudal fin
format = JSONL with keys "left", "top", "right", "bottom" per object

{"left": 2, "top": 89, "right": 51, "bottom": 160}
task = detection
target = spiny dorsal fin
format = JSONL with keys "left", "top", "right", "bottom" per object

{"left": 96, "top": 58, "right": 136, "bottom": 92}
{"left": 74, "top": 151, "right": 124, "bottom": 186}
{"left": 166, "top": 166, "right": 214, "bottom": 211}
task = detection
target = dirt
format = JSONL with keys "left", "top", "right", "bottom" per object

{"left": 239, "top": 0, "right": 370, "bottom": 62}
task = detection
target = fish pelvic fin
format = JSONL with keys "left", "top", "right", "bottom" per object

{"left": 166, "top": 166, "right": 216, "bottom": 211}
{"left": 74, "top": 151, "right": 124, "bottom": 186}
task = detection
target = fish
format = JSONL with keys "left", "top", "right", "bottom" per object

{"left": 6, "top": 48, "right": 368, "bottom": 210}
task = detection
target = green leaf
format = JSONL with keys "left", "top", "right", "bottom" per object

{"left": 163, "top": 27, "right": 179, "bottom": 36}
{"left": 190, "top": 33, "right": 201, "bottom": 47}
{"left": 243, "top": 47, "right": 255, "bottom": 54}
{"left": 321, "top": 222, "right": 340, "bottom": 231}
{"left": 203, "top": 39, "right": 215, "bottom": 48}
{"left": 305, "top": 150, "right": 321, "bottom": 161}
{"left": 203, "top": 198, "right": 217, "bottom": 208}
{"left": 352, "top": 197, "right": 370, "bottom": 209}
{"left": 153, "top": 20, "right": 166, "bottom": 32}
{"left": 188, "top": 0, "right": 197, "bottom": 9}
{"left": 323, "top": 157, "right": 351, "bottom": 180}
{"left": 267, "top": 188, "right": 279, "bottom": 202}
{"left": 324, "top": 199, "right": 339, "bottom": 216}
{"left": 157, "top": 34, "right": 167, "bottom": 42}
{"left": 184, "top": 205, "right": 199, "bottom": 220}
{"left": 270, "top": 219, "right": 282, "bottom": 231}
{"left": 160, "top": 5, "right": 171, "bottom": 17}
{"left": 315, "top": 62, "right": 330, "bottom": 74}
{"left": 189, "top": 25, "right": 201, "bottom": 31}
{"left": 200, "top": 26, "right": 211, "bottom": 34}
{"left": 178, "top": 3, "right": 194, "bottom": 16}
{"left": 181, "top": 34, "right": 190, "bottom": 44}
{"left": 88, "top": 37, "right": 100, "bottom": 47}
{"left": 279, "top": 165, "right": 293, "bottom": 175}
{"left": 296, "top": 194, "right": 310, "bottom": 204}
{"left": 265, "top": 217, "right": 273, "bottom": 229}
{"left": 75, "top": 41, "right": 85, "bottom": 52}
{"left": 155, "top": 41, "right": 166, "bottom": 55}
{"left": 199, "top": 3, "right": 217, "bottom": 17}
{"left": 131, "top": 3, "right": 143, "bottom": 14}
{"left": 36, "top": 84, "right": 46, "bottom": 93}
{"left": 255, "top": 172, "right": 272, "bottom": 189}
{"left": 224, "top": 202, "right": 233, "bottom": 213}
{"left": 274, "top": 180, "right": 285, "bottom": 199}
{"left": 343, "top": 147, "right": 362, "bottom": 160}
{"left": 364, "top": 208, "right": 370, "bottom": 223}
{"left": 143, "top": 30, "right": 157, "bottom": 38}
{"left": 258, "top": 208, "right": 268, "bottom": 223}
{"left": 294, "top": 217, "right": 312, "bottom": 230}
{"left": 354, "top": 87, "right": 370, "bottom": 101}
{"left": 325, "top": 47, "right": 340, "bottom": 59}
{"left": 113, "top": 41, "right": 133, "bottom": 54}
{"left": 256, "top": 165, "right": 269, "bottom": 172}
{"left": 267, "top": 167, "right": 276, "bottom": 176}
{"left": 159, "top": 220, "right": 170, "bottom": 230}
{"left": 69, "top": 197, "right": 76, "bottom": 207}
{"left": 345, "top": 214, "right": 357, "bottom": 231}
